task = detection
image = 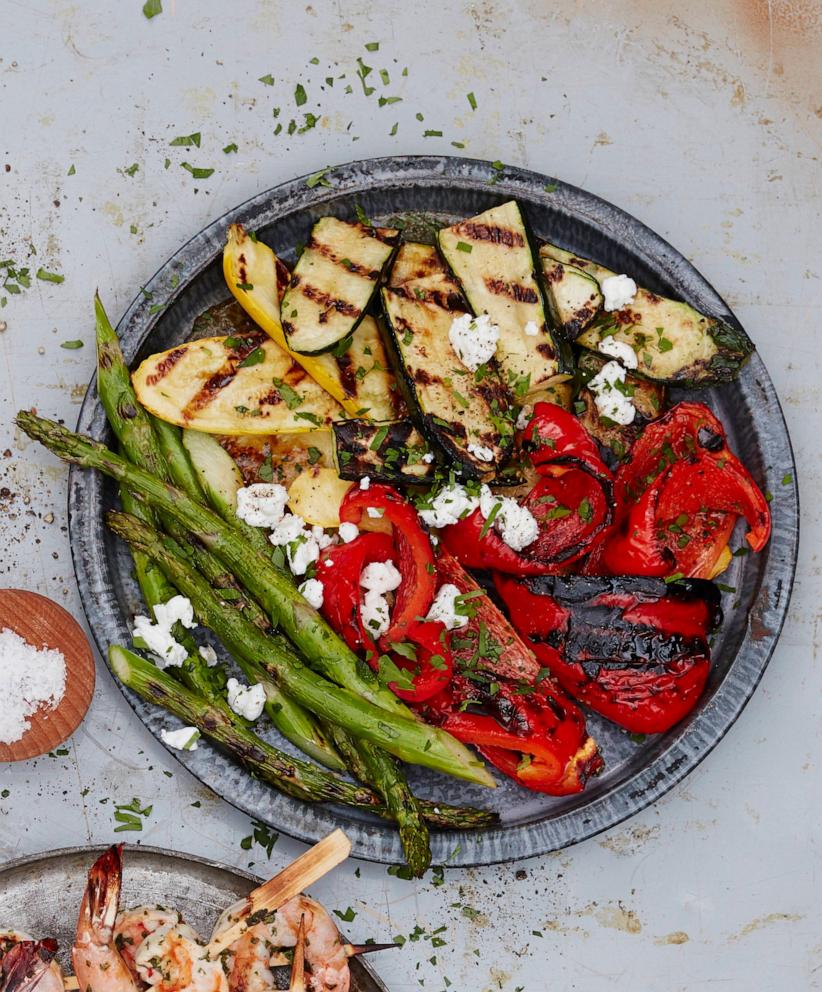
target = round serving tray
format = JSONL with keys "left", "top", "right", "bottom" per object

{"left": 68, "top": 155, "right": 799, "bottom": 867}
{"left": 0, "top": 845, "right": 386, "bottom": 992}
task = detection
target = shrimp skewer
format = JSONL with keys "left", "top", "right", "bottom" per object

{"left": 212, "top": 895, "right": 350, "bottom": 992}
{"left": 289, "top": 918, "right": 306, "bottom": 992}
{"left": 72, "top": 846, "right": 140, "bottom": 992}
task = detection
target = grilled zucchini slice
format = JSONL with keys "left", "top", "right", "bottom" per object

{"left": 224, "top": 224, "right": 401, "bottom": 418}
{"left": 287, "top": 466, "right": 353, "bottom": 528}
{"left": 332, "top": 419, "right": 437, "bottom": 486}
{"left": 381, "top": 242, "right": 514, "bottom": 478}
{"left": 132, "top": 332, "right": 342, "bottom": 435}
{"left": 541, "top": 243, "right": 754, "bottom": 385}
{"left": 575, "top": 351, "right": 667, "bottom": 461}
{"left": 280, "top": 217, "right": 398, "bottom": 355}
{"left": 540, "top": 250, "right": 603, "bottom": 339}
{"left": 437, "top": 201, "right": 570, "bottom": 394}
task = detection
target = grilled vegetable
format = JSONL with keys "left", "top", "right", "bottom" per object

{"left": 540, "top": 250, "right": 603, "bottom": 339}
{"left": 332, "top": 419, "right": 437, "bottom": 486}
{"left": 540, "top": 243, "right": 754, "bottom": 385}
{"left": 224, "top": 225, "right": 402, "bottom": 418}
{"left": 437, "top": 201, "right": 570, "bottom": 393}
{"left": 382, "top": 242, "right": 514, "bottom": 478}
{"left": 280, "top": 217, "right": 398, "bottom": 355}
{"left": 576, "top": 350, "right": 667, "bottom": 462}
{"left": 496, "top": 572, "right": 722, "bottom": 734}
{"left": 220, "top": 431, "right": 334, "bottom": 486}
{"left": 287, "top": 466, "right": 353, "bottom": 528}
{"left": 132, "top": 331, "right": 342, "bottom": 435}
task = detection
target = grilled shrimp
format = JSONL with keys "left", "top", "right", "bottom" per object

{"left": 0, "top": 937, "right": 60, "bottom": 992}
{"left": 72, "top": 846, "right": 141, "bottom": 992}
{"left": 133, "top": 925, "right": 226, "bottom": 992}
{"left": 211, "top": 895, "right": 349, "bottom": 992}
{"left": 113, "top": 908, "right": 186, "bottom": 981}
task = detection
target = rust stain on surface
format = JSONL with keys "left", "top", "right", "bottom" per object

{"left": 655, "top": 930, "right": 690, "bottom": 945}
{"left": 729, "top": 912, "right": 803, "bottom": 941}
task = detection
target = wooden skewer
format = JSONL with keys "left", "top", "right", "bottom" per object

{"left": 207, "top": 829, "right": 352, "bottom": 956}
{"left": 63, "top": 980, "right": 79, "bottom": 991}
{"left": 268, "top": 941, "right": 400, "bottom": 967}
{"left": 288, "top": 916, "right": 306, "bottom": 992}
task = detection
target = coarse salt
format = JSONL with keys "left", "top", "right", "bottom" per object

{"left": 0, "top": 628, "right": 66, "bottom": 745}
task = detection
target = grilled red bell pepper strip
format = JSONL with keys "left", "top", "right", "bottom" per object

{"left": 340, "top": 483, "right": 437, "bottom": 642}
{"left": 595, "top": 402, "right": 770, "bottom": 577}
{"left": 520, "top": 401, "right": 606, "bottom": 476}
{"left": 522, "top": 464, "right": 614, "bottom": 568}
{"left": 495, "top": 572, "right": 722, "bottom": 734}
{"left": 318, "top": 532, "right": 395, "bottom": 653}
{"left": 439, "top": 508, "right": 554, "bottom": 576}
{"left": 417, "top": 549, "right": 603, "bottom": 795}
{"left": 386, "top": 620, "right": 453, "bottom": 703}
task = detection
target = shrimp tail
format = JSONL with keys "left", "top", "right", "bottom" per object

{"left": 79, "top": 846, "right": 123, "bottom": 941}
{"left": 1, "top": 939, "right": 58, "bottom": 992}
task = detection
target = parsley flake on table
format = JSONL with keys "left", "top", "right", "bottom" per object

{"left": 295, "top": 83, "right": 307, "bottom": 106}
{"left": 36, "top": 268, "right": 64, "bottom": 284}
{"left": 169, "top": 132, "right": 201, "bottom": 147}
{"left": 180, "top": 162, "right": 214, "bottom": 179}
{"left": 258, "top": 73, "right": 275, "bottom": 86}
{"left": 142, "top": 0, "right": 162, "bottom": 19}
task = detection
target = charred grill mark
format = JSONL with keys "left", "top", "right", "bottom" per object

{"left": 306, "top": 238, "right": 380, "bottom": 280}
{"left": 285, "top": 360, "right": 308, "bottom": 385}
{"left": 145, "top": 346, "right": 187, "bottom": 386}
{"left": 182, "top": 332, "right": 268, "bottom": 417}
{"left": 391, "top": 285, "right": 465, "bottom": 311}
{"left": 537, "top": 341, "right": 557, "bottom": 359}
{"left": 545, "top": 262, "right": 565, "bottom": 284}
{"left": 300, "top": 281, "right": 362, "bottom": 318}
{"left": 259, "top": 389, "right": 283, "bottom": 407}
{"left": 483, "top": 277, "right": 539, "bottom": 304}
{"left": 335, "top": 351, "right": 357, "bottom": 398}
{"left": 454, "top": 222, "right": 524, "bottom": 247}
{"left": 184, "top": 371, "right": 238, "bottom": 415}
{"left": 413, "top": 367, "right": 438, "bottom": 386}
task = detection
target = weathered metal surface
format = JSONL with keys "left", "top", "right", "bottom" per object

{"left": 1, "top": 1, "right": 819, "bottom": 988}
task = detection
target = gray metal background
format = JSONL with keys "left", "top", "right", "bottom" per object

{"left": 1, "top": 2, "right": 819, "bottom": 989}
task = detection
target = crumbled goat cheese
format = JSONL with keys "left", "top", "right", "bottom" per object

{"left": 361, "top": 560, "right": 402, "bottom": 594}
{"left": 160, "top": 726, "right": 200, "bottom": 751}
{"left": 366, "top": 506, "right": 384, "bottom": 519}
{"left": 467, "top": 443, "right": 495, "bottom": 463}
{"left": 516, "top": 405, "right": 534, "bottom": 431}
{"left": 287, "top": 536, "right": 320, "bottom": 576}
{"left": 338, "top": 522, "right": 360, "bottom": 543}
{"left": 418, "top": 483, "right": 480, "bottom": 529}
{"left": 298, "top": 578, "right": 324, "bottom": 610}
{"left": 588, "top": 360, "right": 636, "bottom": 426}
{"left": 598, "top": 336, "right": 638, "bottom": 369}
{"left": 601, "top": 274, "right": 637, "bottom": 312}
{"left": 523, "top": 320, "right": 539, "bottom": 336}
{"left": 360, "top": 476, "right": 371, "bottom": 490}
{"left": 360, "top": 591, "right": 391, "bottom": 638}
{"left": 311, "top": 525, "right": 334, "bottom": 550}
{"left": 198, "top": 645, "right": 219, "bottom": 667}
{"left": 426, "top": 583, "right": 468, "bottom": 631}
{"left": 478, "top": 485, "right": 539, "bottom": 552}
{"left": 226, "top": 678, "right": 267, "bottom": 721}
{"left": 0, "top": 628, "right": 66, "bottom": 745}
{"left": 269, "top": 513, "right": 307, "bottom": 547}
{"left": 235, "top": 483, "right": 288, "bottom": 528}
{"left": 421, "top": 452, "right": 435, "bottom": 464}
{"left": 448, "top": 313, "right": 500, "bottom": 371}
{"left": 152, "top": 595, "right": 196, "bottom": 632}
{"left": 133, "top": 613, "right": 189, "bottom": 670}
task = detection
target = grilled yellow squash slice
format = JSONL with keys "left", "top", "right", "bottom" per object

{"left": 223, "top": 224, "right": 402, "bottom": 419}
{"left": 132, "top": 331, "right": 342, "bottom": 435}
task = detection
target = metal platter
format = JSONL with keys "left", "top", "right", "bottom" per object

{"left": 0, "top": 845, "right": 387, "bottom": 992}
{"left": 68, "top": 156, "right": 799, "bottom": 866}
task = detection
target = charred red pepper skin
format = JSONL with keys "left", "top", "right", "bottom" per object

{"left": 340, "top": 483, "right": 437, "bottom": 641}
{"left": 495, "top": 573, "right": 721, "bottom": 734}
